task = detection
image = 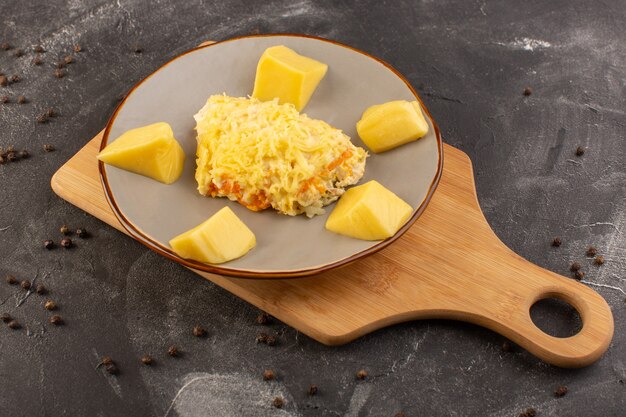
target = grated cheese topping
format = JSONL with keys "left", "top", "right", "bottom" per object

{"left": 194, "top": 95, "right": 367, "bottom": 217}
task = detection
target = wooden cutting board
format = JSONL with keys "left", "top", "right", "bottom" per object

{"left": 51, "top": 130, "right": 614, "bottom": 368}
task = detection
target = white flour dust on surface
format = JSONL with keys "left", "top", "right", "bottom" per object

{"left": 494, "top": 37, "right": 552, "bottom": 51}
{"left": 164, "top": 373, "right": 299, "bottom": 417}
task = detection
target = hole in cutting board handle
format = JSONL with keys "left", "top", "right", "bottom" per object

{"left": 530, "top": 296, "right": 583, "bottom": 338}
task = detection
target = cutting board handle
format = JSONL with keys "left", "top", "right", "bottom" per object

{"left": 470, "top": 255, "right": 615, "bottom": 368}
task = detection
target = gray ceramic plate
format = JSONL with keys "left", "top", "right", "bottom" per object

{"left": 100, "top": 34, "right": 443, "bottom": 278}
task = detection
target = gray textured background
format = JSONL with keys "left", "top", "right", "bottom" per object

{"left": 1, "top": 1, "right": 625, "bottom": 416}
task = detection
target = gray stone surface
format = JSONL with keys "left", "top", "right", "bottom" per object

{"left": 0, "top": 1, "right": 624, "bottom": 416}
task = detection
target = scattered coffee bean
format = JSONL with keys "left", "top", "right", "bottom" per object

{"left": 167, "top": 345, "right": 179, "bottom": 357}
{"left": 21, "top": 280, "right": 31, "bottom": 290}
{"left": 574, "top": 270, "right": 585, "bottom": 280}
{"left": 7, "top": 320, "right": 21, "bottom": 330}
{"left": 60, "top": 238, "right": 72, "bottom": 248}
{"left": 141, "top": 354, "right": 153, "bottom": 365}
{"left": 1, "top": 95, "right": 8, "bottom": 103}
{"left": 266, "top": 335, "right": 277, "bottom": 346}
{"left": 586, "top": 246, "right": 597, "bottom": 257}
{"left": 575, "top": 146, "right": 585, "bottom": 156}
{"left": 263, "top": 369, "right": 275, "bottom": 381}
{"left": 33, "top": 55, "right": 42, "bottom": 66}
{"left": 44, "top": 239, "right": 54, "bottom": 249}
{"left": 20, "top": 150, "right": 29, "bottom": 159}
{"left": 14, "top": 49, "right": 24, "bottom": 57}
{"left": 570, "top": 262, "right": 581, "bottom": 272}
{"left": 502, "top": 341, "right": 513, "bottom": 352}
{"left": 5, "top": 275, "right": 18, "bottom": 285}
{"left": 1, "top": 42, "right": 11, "bottom": 50}
{"left": 43, "top": 144, "right": 55, "bottom": 152}
{"left": 76, "top": 228, "right": 89, "bottom": 238}
{"left": 44, "top": 300, "right": 57, "bottom": 311}
{"left": 594, "top": 255, "right": 605, "bottom": 265}
{"left": 523, "top": 87, "right": 532, "bottom": 96}
{"left": 105, "top": 363, "right": 119, "bottom": 375}
{"left": 36, "top": 113, "right": 48, "bottom": 123}
{"left": 193, "top": 326, "right": 207, "bottom": 337}
{"left": 9, "top": 75, "right": 20, "bottom": 83}
{"left": 1, "top": 313, "right": 12, "bottom": 322}
{"left": 256, "top": 312, "right": 271, "bottom": 325}
{"left": 551, "top": 237, "right": 562, "bottom": 247}
{"left": 17, "top": 95, "right": 26, "bottom": 104}
{"left": 0, "top": 75, "right": 7, "bottom": 86}
{"left": 356, "top": 369, "right": 368, "bottom": 380}
{"left": 35, "top": 284, "right": 47, "bottom": 295}
{"left": 555, "top": 385, "right": 568, "bottom": 397}
{"left": 308, "top": 384, "right": 318, "bottom": 396}
{"left": 34, "top": 45, "right": 45, "bottom": 53}
{"left": 49, "top": 315, "right": 63, "bottom": 325}
{"left": 101, "top": 356, "right": 114, "bottom": 366}
{"left": 60, "top": 225, "right": 71, "bottom": 235}
{"left": 73, "top": 44, "right": 82, "bottom": 53}
{"left": 54, "top": 69, "right": 65, "bottom": 78}
{"left": 272, "top": 397, "right": 284, "bottom": 409}
{"left": 518, "top": 407, "right": 537, "bottom": 417}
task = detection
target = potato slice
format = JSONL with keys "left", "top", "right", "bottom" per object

{"left": 169, "top": 207, "right": 256, "bottom": 264}
{"left": 356, "top": 100, "right": 428, "bottom": 153}
{"left": 325, "top": 180, "right": 413, "bottom": 240}
{"left": 98, "top": 122, "right": 185, "bottom": 184}
{"left": 252, "top": 45, "right": 328, "bottom": 111}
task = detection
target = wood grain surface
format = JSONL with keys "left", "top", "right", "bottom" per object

{"left": 50, "top": 131, "right": 614, "bottom": 368}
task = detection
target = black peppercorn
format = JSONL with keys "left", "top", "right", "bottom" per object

{"left": 20, "top": 150, "right": 29, "bottom": 159}
{"left": 586, "top": 246, "right": 597, "bottom": 257}
{"left": 33, "top": 55, "right": 42, "bottom": 66}
{"left": 551, "top": 237, "right": 562, "bottom": 247}
{"left": 75, "top": 228, "right": 88, "bottom": 238}
{"left": 256, "top": 333, "right": 268, "bottom": 344}
{"left": 43, "top": 144, "right": 55, "bottom": 152}
{"left": 266, "top": 335, "right": 277, "bottom": 346}
{"left": 1, "top": 42, "right": 10, "bottom": 50}
{"left": 105, "top": 363, "right": 119, "bottom": 375}
{"left": 9, "top": 75, "right": 20, "bottom": 83}
{"left": 73, "top": 44, "right": 82, "bottom": 53}
{"left": 7, "top": 320, "right": 21, "bottom": 330}
{"left": 308, "top": 384, "right": 318, "bottom": 395}
{"left": 5, "top": 275, "right": 18, "bottom": 285}
{"left": 34, "top": 45, "right": 45, "bottom": 53}
{"left": 272, "top": 397, "right": 284, "bottom": 408}
{"left": 256, "top": 312, "right": 271, "bottom": 325}
{"left": 56, "top": 61, "right": 66, "bottom": 69}
{"left": 64, "top": 55, "right": 74, "bottom": 64}
{"left": 6, "top": 152, "right": 17, "bottom": 162}
{"left": 17, "top": 95, "right": 26, "bottom": 104}
{"left": 356, "top": 369, "right": 368, "bottom": 380}
{"left": 60, "top": 225, "right": 70, "bottom": 235}
{"left": 44, "top": 239, "right": 55, "bottom": 249}
{"left": 133, "top": 45, "right": 143, "bottom": 54}
{"left": 54, "top": 69, "right": 65, "bottom": 78}
{"left": 575, "top": 146, "right": 585, "bottom": 156}
{"left": 21, "top": 280, "right": 31, "bottom": 290}
{"left": 36, "top": 114, "right": 48, "bottom": 124}
{"left": 262, "top": 370, "right": 275, "bottom": 381}
{"left": 574, "top": 270, "right": 585, "bottom": 280}
{"left": 14, "top": 49, "right": 24, "bottom": 57}
{"left": 167, "top": 346, "right": 179, "bottom": 357}
{"left": 1, "top": 312, "right": 12, "bottom": 322}
{"left": 141, "top": 355, "right": 153, "bottom": 365}
{"left": 518, "top": 408, "right": 537, "bottom": 417}
{"left": 49, "top": 315, "right": 63, "bottom": 325}
{"left": 594, "top": 255, "right": 605, "bottom": 265}
{"left": 44, "top": 300, "right": 57, "bottom": 310}
{"left": 555, "top": 385, "right": 568, "bottom": 397}
{"left": 523, "top": 87, "right": 532, "bottom": 96}
{"left": 45, "top": 108, "right": 55, "bottom": 118}
{"left": 60, "top": 238, "right": 72, "bottom": 248}
{"left": 570, "top": 262, "right": 581, "bottom": 272}
{"left": 101, "top": 356, "right": 114, "bottom": 366}
{"left": 1, "top": 95, "right": 8, "bottom": 103}
{"left": 35, "top": 284, "right": 47, "bottom": 295}
{"left": 193, "top": 326, "right": 207, "bottom": 337}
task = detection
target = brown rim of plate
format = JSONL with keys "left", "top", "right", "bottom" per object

{"left": 99, "top": 33, "right": 444, "bottom": 279}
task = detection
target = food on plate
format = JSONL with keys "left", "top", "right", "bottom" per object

{"left": 325, "top": 180, "right": 413, "bottom": 240}
{"left": 194, "top": 95, "right": 367, "bottom": 217}
{"left": 169, "top": 206, "right": 256, "bottom": 264}
{"left": 252, "top": 45, "right": 328, "bottom": 111}
{"left": 97, "top": 122, "right": 185, "bottom": 184}
{"left": 356, "top": 100, "right": 429, "bottom": 153}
